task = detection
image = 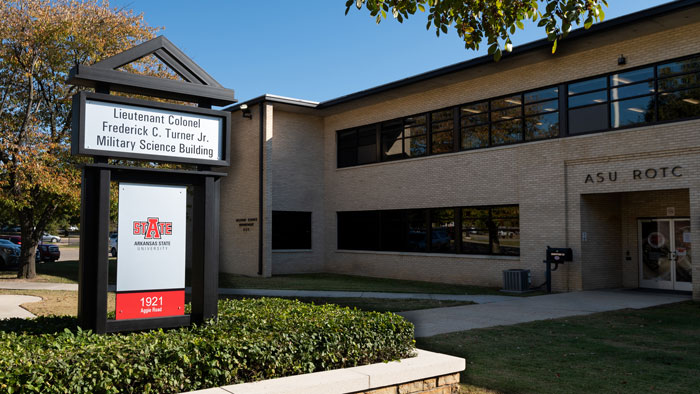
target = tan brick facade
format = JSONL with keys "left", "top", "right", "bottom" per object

{"left": 220, "top": 7, "right": 700, "bottom": 299}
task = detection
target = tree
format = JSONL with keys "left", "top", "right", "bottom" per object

{"left": 0, "top": 0, "right": 166, "bottom": 278}
{"left": 346, "top": 0, "right": 608, "bottom": 60}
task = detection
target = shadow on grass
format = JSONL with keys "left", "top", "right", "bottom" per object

{"left": 0, "top": 316, "right": 78, "bottom": 335}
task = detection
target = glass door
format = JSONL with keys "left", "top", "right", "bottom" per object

{"left": 639, "top": 219, "right": 692, "bottom": 291}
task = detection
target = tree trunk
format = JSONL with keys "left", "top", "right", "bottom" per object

{"left": 17, "top": 217, "right": 38, "bottom": 279}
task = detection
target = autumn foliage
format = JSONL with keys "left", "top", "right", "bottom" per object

{"left": 0, "top": 0, "right": 162, "bottom": 278}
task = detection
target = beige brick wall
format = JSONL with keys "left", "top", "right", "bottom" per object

{"left": 221, "top": 14, "right": 700, "bottom": 298}
{"left": 269, "top": 110, "right": 325, "bottom": 274}
{"left": 317, "top": 20, "right": 700, "bottom": 295}
{"left": 218, "top": 104, "right": 262, "bottom": 276}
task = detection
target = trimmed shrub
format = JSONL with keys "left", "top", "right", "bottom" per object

{"left": 0, "top": 298, "right": 415, "bottom": 393}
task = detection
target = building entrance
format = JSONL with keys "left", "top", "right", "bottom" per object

{"left": 639, "top": 218, "right": 692, "bottom": 292}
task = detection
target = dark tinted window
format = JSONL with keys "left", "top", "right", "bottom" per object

{"left": 338, "top": 211, "right": 379, "bottom": 250}
{"left": 431, "top": 208, "right": 455, "bottom": 253}
{"left": 338, "top": 206, "right": 518, "bottom": 256}
{"left": 569, "top": 104, "right": 608, "bottom": 134}
{"left": 272, "top": 211, "right": 311, "bottom": 249}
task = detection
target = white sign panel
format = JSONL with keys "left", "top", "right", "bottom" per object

{"left": 84, "top": 99, "right": 223, "bottom": 162}
{"left": 116, "top": 183, "right": 187, "bottom": 292}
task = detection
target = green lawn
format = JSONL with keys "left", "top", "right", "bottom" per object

{"left": 0, "top": 259, "right": 114, "bottom": 283}
{"left": 1, "top": 260, "right": 537, "bottom": 296}
{"left": 218, "top": 272, "right": 539, "bottom": 296}
{"left": 417, "top": 301, "right": 700, "bottom": 394}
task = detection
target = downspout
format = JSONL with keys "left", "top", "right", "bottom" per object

{"left": 258, "top": 103, "right": 265, "bottom": 275}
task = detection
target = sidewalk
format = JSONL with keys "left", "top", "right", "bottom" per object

{"left": 400, "top": 289, "right": 691, "bottom": 337}
{"left": 0, "top": 282, "right": 690, "bottom": 336}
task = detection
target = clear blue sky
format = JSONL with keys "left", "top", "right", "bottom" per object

{"left": 110, "top": 1, "right": 670, "bottom": 104}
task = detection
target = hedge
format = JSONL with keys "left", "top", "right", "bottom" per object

{"left": 0, "top": 298, "right": 415, "bottom": 393}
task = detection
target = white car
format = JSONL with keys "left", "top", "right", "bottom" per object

{"left": 41, "top": 233, "right": 61, "bottom": 243}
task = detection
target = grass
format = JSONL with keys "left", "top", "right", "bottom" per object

{"left": 218, "top": 272, "right": 540, "bottom": 296}
{"left": 0, "top": 260, "right": 539, "bottom": 296}
{"left": 0, "top": 289, "right": 115, "bottom": 317}
{"left": 417, "top": 301, "right": 700, "bottom": 394}
{"left": 0, "top": 259, "right": 115, "bottom": 283}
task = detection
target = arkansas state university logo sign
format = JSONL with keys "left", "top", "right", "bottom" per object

{"left": 133, "top": 217, "right": 173, "bottom": 239}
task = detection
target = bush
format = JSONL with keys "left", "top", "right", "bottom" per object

{"left": 0, "top": 298, "right": 415, "bottom": 393}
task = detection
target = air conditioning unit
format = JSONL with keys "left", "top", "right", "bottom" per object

{"left": 502, "top": 269, "right": 531, "bottom": 293}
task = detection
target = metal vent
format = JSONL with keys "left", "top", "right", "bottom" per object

{"left": 502, "top": 269, "right": 531, "bottom": 293}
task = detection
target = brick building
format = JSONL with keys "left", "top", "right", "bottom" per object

{"left": 219, "top": 1, "right": 700, "bottom": 299}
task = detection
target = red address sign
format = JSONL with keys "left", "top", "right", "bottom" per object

{"left": 115, "top": 289, "right": 184, "bottom": 320}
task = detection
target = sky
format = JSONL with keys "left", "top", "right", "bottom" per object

{"left": 109, "top": 1, "right": 671, "bottom": 105}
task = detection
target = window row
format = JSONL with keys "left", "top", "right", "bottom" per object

{"left": 337, "top": 206, "right": 519, "bottom": 256}
{"left": 569, "top": 55, "right": 700, "bottom": 134}
{"left": 338, "top": 54, "right": 700, "bottom": 168}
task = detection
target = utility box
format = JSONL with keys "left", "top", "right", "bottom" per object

{"left": 502, "top": 269, "right": 531, "bottom": 293}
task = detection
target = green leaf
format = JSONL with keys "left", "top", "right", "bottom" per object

{"left": 584, "top": 16, "right": 593, "bottom": 29}
{"left": 494, "top": 48, "right": 502, "bottom": 62}
{"left": 418, "top": 4, "right": 425, "bottom": 12}
{"left": 551, "top": 38, "right": 558, "bottom": 54}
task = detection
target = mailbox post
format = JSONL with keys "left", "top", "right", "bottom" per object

{"left": 544, "top": 247, "right": 572, "bottom": 293}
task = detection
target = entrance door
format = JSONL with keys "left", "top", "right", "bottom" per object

{"left": 639, "top": 219, "right": 692, "bottom": 291}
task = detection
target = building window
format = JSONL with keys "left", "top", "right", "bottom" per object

{"left": 610, "top": 66, "right": 655, "bottom": 128}
{"left": 272, "top": 211, "right": 311, "bottom": 250}
{"left": 431, "top": 208, "right": 456, "bottom": 253}
{"left": 524, "top": 87, "right": 559, "bottom": 141}
{"left": 490, "top": 94, "right": 523, "bottom": 146}
{"left": 403, "top": 115, "right": 428, "bottom": 158}
{"left": 336, "top": 53, "right": 700, "bottom": 169}
{"left": 461, "top": 207, "right": 491, "bottom": 254}
{"left": 337, "top": 211, "right": 379, "bottom": 250}
{"left": 337, "top": 125, "right": 377, "bottom": 168}
{"left": 656, "top": 55, "right": 700, "bottom": 121}
{"left": 460, "top": 101, "right": 489, "bottom": 150}
{"left": 568, "top": 76, "right": 608, "bottom": 135}
{"left": 430, "top": 109, "right": 455, "bottom": 155}
{"left": 338, "top": 205, "right": 518, "bottom": 256}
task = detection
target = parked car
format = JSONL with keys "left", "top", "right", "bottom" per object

{"left": 41, "top": 233, "right": 61, "bottom": 243}
{"left": 0, "top": 235, "right": 21, "bottom": 245}
{"left": 36, "top": 243, "right": 60, "bottom": 263}
{"left": 109, "top": 233, "right": 118, "bottom": 257}
{"left": 0, "top": 239, "right": 20, "bottom": 268}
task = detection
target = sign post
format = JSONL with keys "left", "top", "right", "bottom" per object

{"left": 70, "top": 36, "right": 235, "bottom": 333}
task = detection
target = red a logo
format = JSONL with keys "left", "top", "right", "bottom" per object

{"left": 133, "top": 217, "right": 173, "bottom": 239}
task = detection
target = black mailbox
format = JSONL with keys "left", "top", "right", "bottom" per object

{"left": 546, "top": 247, "right": 572, "bottom": 263}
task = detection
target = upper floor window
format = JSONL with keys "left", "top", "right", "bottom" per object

{"left": 337, "top": 53, "right": 700, "bottom": 169}
{"left": 337, "top": 125, "right": 377, "bottom": 167}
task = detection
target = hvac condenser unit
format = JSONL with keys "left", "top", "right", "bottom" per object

{"left": 502, "top": 269, "right": 531, "bottom": 293}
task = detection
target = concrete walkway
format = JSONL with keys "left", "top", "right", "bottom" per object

{"left": 400, "top": 289, "right": 691, "bottom": 337}
{"left": 0, "top": 295, "right": 41, "bottom": 319}
{"left": 0, "top": 282, "right": 691, "bottom": 335}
